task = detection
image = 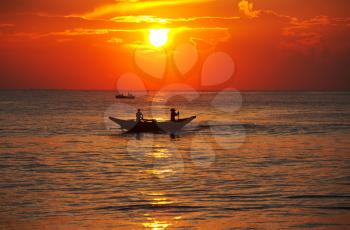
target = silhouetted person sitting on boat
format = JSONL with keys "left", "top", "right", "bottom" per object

{"left": 136, "top": 109, "right": 144, "bottom": 122}
{"left": 170, "top": 108, "right": 179, "bottom": 121}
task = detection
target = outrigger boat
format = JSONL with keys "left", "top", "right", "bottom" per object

{"left": 115, "top": 93, "right": 135, "bottom": 99}
{"left": 109, "top": 116, "right": 196, "bottom": 133}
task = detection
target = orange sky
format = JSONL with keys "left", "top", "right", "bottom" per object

{"left": 0, "top": 0, "right": 350, "bottom": 90}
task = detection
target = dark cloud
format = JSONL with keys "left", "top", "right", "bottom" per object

{"left": 253, "top": 0, "right": 350, "bottom": 18}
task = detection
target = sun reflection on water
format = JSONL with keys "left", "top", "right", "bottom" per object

{"left": 143, "top": 219, "right": 171, "bottom": 230}
{"left": 142, "top": 192, "right": 174, "bottom": 229}
{"left": 151, "top": 196, "right": 173, "bottom": 205}
{"left": 146, "top": 147, "right": 170, "bottom": 158}
{"left": 142, "top": 214, "right": 183, "bottom": 230}
{"left": 141, "top": 145, "right": 184, "bottom": 181}
{"left": 145, "top": 168, "right": 174, "bottom": 178}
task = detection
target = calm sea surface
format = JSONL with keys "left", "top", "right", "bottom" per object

{"left": 0, "top": 90, "right": 349, "bottom": 229}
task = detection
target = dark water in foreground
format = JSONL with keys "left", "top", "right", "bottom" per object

{"left": 0, "top": 91, "right": 350, "bottom": 229}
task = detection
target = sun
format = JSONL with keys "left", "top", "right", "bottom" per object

{"left": 149, "top": 29, "right": 169, "bottom": 47}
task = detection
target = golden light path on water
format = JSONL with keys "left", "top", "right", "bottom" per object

{"left": 141, "top": 191, "right": 178, "bottom": 229}
{"left": 141, "top": 147, "right": 181, "bottom": 229}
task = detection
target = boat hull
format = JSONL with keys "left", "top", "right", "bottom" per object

{"left": 109, "top": 116, "right": 196, "bottom": 133}
{"left": 115, "top": 96, "right": 135, "bottom": 99}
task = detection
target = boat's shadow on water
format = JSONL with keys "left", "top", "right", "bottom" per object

{"left": 109, "top": 131, "right": 187, "bottom": 140}
{"left": 107, "top": 121, "right": 221, "bottom": 140}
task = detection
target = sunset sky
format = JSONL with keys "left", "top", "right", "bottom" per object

{"left": 0, "top": 0, "right": 349, "bottom": 90}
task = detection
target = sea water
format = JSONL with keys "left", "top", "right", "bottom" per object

{"left": 0, "top": 90, "right": 349, "bottom": 229}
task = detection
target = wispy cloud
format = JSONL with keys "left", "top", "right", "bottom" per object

{"left": 0, "top": 23, "right": 14, "bottom": 28}
{"left": 80, "top": 0, "right": 214, "bottom": 19}
{"left": 111, "top": 15, "right": 168, "bottom": 24}
{"left": 280, "top": 15, "right": 347, "bottom": 54}
{"left": 110, "top": 15, "right": 239, "bottom": 24}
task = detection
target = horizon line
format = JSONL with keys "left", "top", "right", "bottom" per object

{"left": 0, "top": 88, "right": 350, "bottom": 93}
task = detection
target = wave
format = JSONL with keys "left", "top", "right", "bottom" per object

{"left": 95, "top": 204, "right": 206, "bottom": 212}
{"left": 191, "top": 122, "right": 350, "bottom": 136}
{"left": 287, "top": 195, "right": 350, "bottom": 199}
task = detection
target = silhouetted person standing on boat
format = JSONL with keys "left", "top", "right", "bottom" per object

{"left": 170, "top": 108, "right": 179, "bottom": 121}
{"left": 136, "top": 109, "right": 143, "bottom": 122}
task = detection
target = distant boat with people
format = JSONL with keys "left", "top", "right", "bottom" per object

{"left": 115, "top": 92, "right": 135, "bottom": 99}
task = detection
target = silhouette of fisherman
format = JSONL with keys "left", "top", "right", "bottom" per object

{"left": 170, "top": 108, "right": 179, "bottom": 121}
{"left": 136, "top": 109, "right": 144, "bottom": 122}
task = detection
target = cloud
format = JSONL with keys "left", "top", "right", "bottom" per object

{"left": 111, "top": 15, "right": 168, "bottom": 24}
{"left": 280, "top": 15, "right": 350, "bottom": 55}
{"left": 80, "top": 0, "right": 215, "bottom": 19}
{"left": 0, "top": 12, "right": 238, "bottom": 48}
{"left": 107, "top": 37, "right": 123, "bottom": 44}
{"left": 0, "top": 0, "right": 115, "bottom": 15}
{"left": 238, "top": 0, "right": 259, "bottom": 18}
{"left": 0, "top": 23, "right": 14, "bottom": 28}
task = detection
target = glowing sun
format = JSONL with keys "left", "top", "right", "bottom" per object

{"left": 149, "top": 29, "right": 169, "bottom": 47}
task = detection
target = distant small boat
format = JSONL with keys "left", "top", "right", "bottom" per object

{"left": 109, "top": 116, "right": 196, "bottom": 133}
{"left": 115, "top": 93, "right": 135, "bottom": 99}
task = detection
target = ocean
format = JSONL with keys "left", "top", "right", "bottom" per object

{"left": 0, "top": 90, "right": 349, "bottom": 229}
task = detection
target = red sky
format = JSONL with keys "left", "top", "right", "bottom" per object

{"left": 0, "top": 0, "right": 350, "bottom": 90}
